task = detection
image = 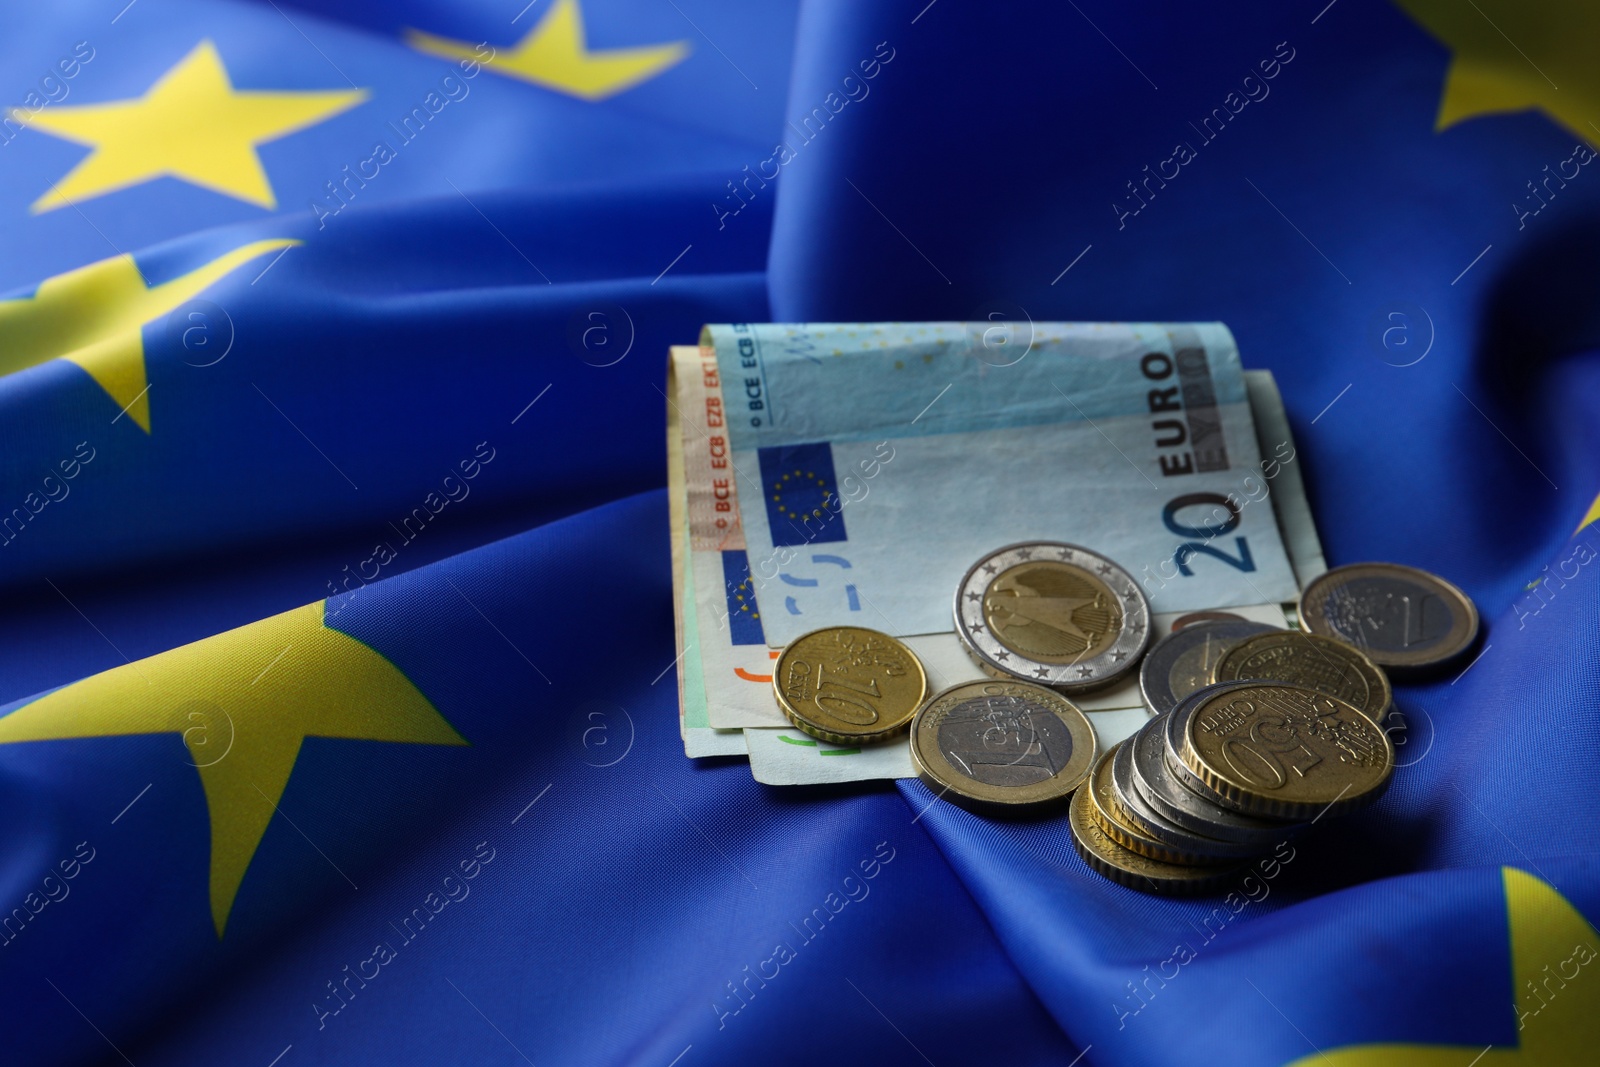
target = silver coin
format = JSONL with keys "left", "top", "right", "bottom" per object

{"left": 953, "top": 541, "right": 1150, "bottom": 693}
{"left": 1138, "top": 620, "right": 1280, "bottom": 716}
{"left": 1110, "top": 733, "right": 1263, "bottom": 860}
{"left": 1128, "top": 718, "right": 1291, "bottom": 847}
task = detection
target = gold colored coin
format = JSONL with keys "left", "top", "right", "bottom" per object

{"left": 909, "top": 681, "right": 1096, "bottom": 813}
{"left": 983, "top": 560, "right": 1123, "bottom": 664}
{"left": 772, "top": 627, "right": 928, "bottom": 744}
{"left": 1212, "top": 630, "right": 1392, "bottom": 722}
{"left": 1068, "top": 759, "right": 1238, "bottom": 895}
{"left": 1181, "top": 684, "right": 1393, "bottom": 820}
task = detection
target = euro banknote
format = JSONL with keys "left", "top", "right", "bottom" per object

{"left": 700, "top": 322, "right": 1301, "bottom": 648}
{"left": 666, "top": 361, "right": 745, "bottom": 758}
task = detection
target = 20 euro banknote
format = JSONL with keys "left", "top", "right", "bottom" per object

{"left": 701, "top": 321, "right": 1300, "bottom": 648}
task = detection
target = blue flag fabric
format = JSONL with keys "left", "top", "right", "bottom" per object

{"left": 4, "top": 1, "right": 1600, "bottom": 1065}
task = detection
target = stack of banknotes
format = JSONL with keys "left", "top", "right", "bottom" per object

{"left": 666, "top": 322, "right": 1327, "bottom": 786}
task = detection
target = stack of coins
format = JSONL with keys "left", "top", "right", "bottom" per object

{"left": 1065, "top": 560, "right": 1478, "bottom": 894}
{"left": 1070, "top": 681, "right": 1394, "bottom": 892}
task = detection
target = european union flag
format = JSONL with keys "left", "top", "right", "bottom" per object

{"left": 4, "top": 0, "right": 1600, "bottom": 1065}
{"left": 757, "top": 441, "right": 848, "bottom": 546}
{"left": 721, "top": 548, "right": 766, "bottom": 644}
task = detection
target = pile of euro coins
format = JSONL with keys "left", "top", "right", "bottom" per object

{"left": 770, "top": 542, "right": 1481, "bottom": 895}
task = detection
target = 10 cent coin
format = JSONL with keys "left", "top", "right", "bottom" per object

{"left": 772, "top": 627, "right": 928, "bottom": 744}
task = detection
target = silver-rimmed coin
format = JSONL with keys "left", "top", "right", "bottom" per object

{"left": 1138, "top": 620, "right": 1280, "bottom": 716}
{"left": 953, "top": 542, "right": 1150, "bottom": 693}
{"left": 1298, "top": 562, "right": 1480, "bottom": 677}
{"left": 1128, "top": 718, "right": 1291, "bottom": 847}
{"left": 1110, "top": 736, "right": 1263, "bottom": 860}
{"left": 909, "top": 680, "right": 1097, "bottom": 814}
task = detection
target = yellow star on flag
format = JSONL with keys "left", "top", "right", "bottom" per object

{"left": 0, "top": 239, "right": 297, "bottom": 432}
{"left": 1393, "top": 0, "right": 1596, "bottom": 142}
{"left": 16, "top": 40, "right": 367, "bottom": 212}
{"left": 0, "top": 601, "right": 467, "bottom": 936}
{"left": 1289, "top": 867, "right": 1600, "bottom": 1065}
{"left": 406, "top": 0, "right": 688, "bottom": 101}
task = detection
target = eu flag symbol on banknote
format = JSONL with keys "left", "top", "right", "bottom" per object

{"left": 6, "top": 0, "right": 1600, "bottom": 1066}
{"left": 756, "top": 441, "right": 849, "bottom": 546}
{"left": 720, "top": 548, "right": 767, "bottom": 644}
